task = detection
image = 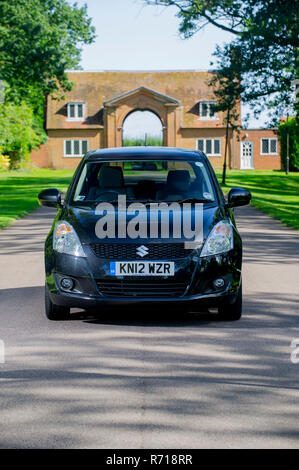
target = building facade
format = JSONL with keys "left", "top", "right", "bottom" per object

{"left": 31, "top": 70, "right": 281, "bottom": 170}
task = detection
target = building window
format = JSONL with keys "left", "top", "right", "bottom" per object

{"left": 261, "top": 138, "right": 278, "bottom": 155}
{"left": 197, "top": 138, "right": 221, "bottom": 156}
{"left": 198, "top": 101, "right": 217, "bottom": 119}
{"left": 67, "top": 102, "right": 85, "bottom": 120}
{"left": 64, "top": 139, "right": 89, "bottom": 157}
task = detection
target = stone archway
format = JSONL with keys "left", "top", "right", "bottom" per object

{"left": 103, "top": 86, "right": 180, "bottom": 148}
{"left": 122, "top": 109, "right": 163, "bottom": 146}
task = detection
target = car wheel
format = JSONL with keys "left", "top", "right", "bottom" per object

{"left": 218, "top": 283, "right": 242, "bottom": 321}
{"left": 45, "top": 285, "right": 70, "bottom": 321}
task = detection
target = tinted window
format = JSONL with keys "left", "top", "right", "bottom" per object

{"left": 71, "top": 159, "right": 216, "bottom": 204}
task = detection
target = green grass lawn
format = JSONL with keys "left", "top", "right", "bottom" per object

{"left": 0, "top": 169, "right": 74, "bottom": 229}
{"left": 216, "top": 170, "right": 299, "bottom": 230}
{"left": 0, "top": 168, "right": 298, "bottom": 231}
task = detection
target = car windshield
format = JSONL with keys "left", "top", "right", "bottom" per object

{"left": 71, "top": 158, "right": 217, "bottom": 204}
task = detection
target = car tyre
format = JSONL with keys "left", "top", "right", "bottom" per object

{"left": 218, "top": 283, "right": 242, "bottom": 321}
{"left": 45, "top": 285, "right": 70, "bottom": 321}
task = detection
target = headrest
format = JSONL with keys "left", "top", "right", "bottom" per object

{"left": 167, "top": 170, "right": 190, "bottom": 192}
{"left": 98, "top": 166, "right": 124, "bottom": 188}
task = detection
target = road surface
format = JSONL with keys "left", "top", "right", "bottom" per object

{"left": 0, "top": 205, "right": 298, "bottom": 448}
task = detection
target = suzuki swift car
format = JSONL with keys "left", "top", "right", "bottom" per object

{"left": 38, "top": 147, "right": 251, "bottom": 321}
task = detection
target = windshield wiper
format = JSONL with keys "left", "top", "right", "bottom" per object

{"left": 87, "top": 197, "right": 214, "bottom": 205}
{"left": 177, "top": 197, "right": 214, "bottom": 204}
{"left": 139, "top": 198, "right": 215, "bottom": 204}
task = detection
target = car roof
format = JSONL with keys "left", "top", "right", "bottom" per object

{"left": 85, "top": 146, "right": 206, "bottom": 161}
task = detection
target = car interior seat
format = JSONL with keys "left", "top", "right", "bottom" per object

{"left": 156, "top": 170, "right": 191, "bottom": 201}
{"left": 88, "top": 165, "right": 134, "bottom": 201}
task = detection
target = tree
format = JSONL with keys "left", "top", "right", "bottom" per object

{"left": 0, "top": 0, "right": 95, "bottom": 168}
{"left": 0, "top": 102, "right": 47, "bottom": 168}
{"left": 209, "top": 45, "right": 243, "bottom": 183}
{"left": 0, "top": 0, "right": 96, "bottom": 101}
{"left": 145, "top": 1, "right": 299, "bottom": 121}
{"left": 278, "top": 117, "right": 299, "bottom": 171}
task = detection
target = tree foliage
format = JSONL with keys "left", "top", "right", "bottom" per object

{"left": 278, "top": 117, "right": 299, "bottom": 171}
{"left": 0, "top": 102, "right": 48, "bottom": 168}
{"left": 209, "top": 45, "right": 242, "bottom": 129}
{"left": 0, "top": 0, "right": 96, "bottom": 101}
{"left": 146, "top": 1, "right": 299, "bottom": 121}
{"left": 209, "top": 45, "right": 243, "bottom": 182}
{"left": 0, "top": 0, "right": 95, "bottom": 168}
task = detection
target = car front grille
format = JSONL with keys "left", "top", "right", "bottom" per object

{"left": 90, "top": 243, "right": 193, "bottom": 260}
{"left": 96, "top": 278, "right": 187, "bottom": 298}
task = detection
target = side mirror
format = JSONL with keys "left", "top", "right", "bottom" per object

{"left": 38, "top": 188, "right": 62, "bottom": 208}
{"left": 227, "top": 187, "right": 251, "bottom": 208}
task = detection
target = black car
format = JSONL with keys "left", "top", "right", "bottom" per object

{"left": 38, "top": 147, "right": 251, "bottom": 321}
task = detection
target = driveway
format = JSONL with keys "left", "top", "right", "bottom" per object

{"left": 0, "top": 205, "right": 298, "bottom": 448}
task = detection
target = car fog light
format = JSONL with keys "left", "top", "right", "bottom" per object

{"left": 60, "top": 278, "right": 74, "bottom": 290}
{"left": 213, "top": 278, "right": 225, "bottom": 289}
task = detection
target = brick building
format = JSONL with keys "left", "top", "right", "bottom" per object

{"left": 31, "top": 70, "right": 281, "bottom": 170}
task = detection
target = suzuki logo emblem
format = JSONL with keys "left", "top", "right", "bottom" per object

{"left": 136, "top": 245, "right": 149, "bottom": 257}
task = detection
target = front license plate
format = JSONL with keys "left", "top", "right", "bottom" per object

{"left": 110, "top": 261, "right": 175, "bottom": 276}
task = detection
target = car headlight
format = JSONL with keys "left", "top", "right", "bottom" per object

{"left": 200, "top": 220, "right": 233, "bottom": 257}
{"left": 53, "top": 221, "right": 86, "bottom": 257}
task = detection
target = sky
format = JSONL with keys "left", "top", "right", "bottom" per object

{"left": 69, "top": 0, "right": 265, "bottom": 133}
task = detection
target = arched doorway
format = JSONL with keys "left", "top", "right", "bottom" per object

{"left": 122, "top": 109, "right": 163, "bottom": 146}
{"left": 103, "top": 86, "right": 180, "bottom": 148}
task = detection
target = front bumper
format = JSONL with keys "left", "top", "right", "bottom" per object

{"left": 49, "top": 287, "right": 239, "bottom": 310}
{"left": 45, "top": 247, "right": 242, "bottom": 310}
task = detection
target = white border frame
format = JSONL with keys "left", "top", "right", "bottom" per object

{"left": 67, "top": 102, "right": 86, "bottom": 121}
{"left": 196, "top": 138, "right": 222, "bottom": 156}
{"left": 260, "top": 137, "right": 278, "bottom": 155}
{"left": 64, "top": 139, "right": 89, "bottom": 158}
{"left": 240, "top": 141, "right": 254, "bottom": 169}
{"left": 198, "top": 101, "right": 218, "bottom": 120}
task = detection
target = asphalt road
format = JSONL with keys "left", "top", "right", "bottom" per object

{"left": 0, "top": 205, "right": 298, "bottom": 449}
